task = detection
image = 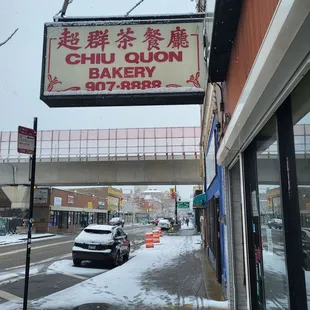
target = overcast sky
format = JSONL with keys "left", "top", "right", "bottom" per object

{"left": 0, "top": 0, "right": 214, "bottom": 200}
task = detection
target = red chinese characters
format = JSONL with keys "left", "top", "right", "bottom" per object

{"left": 142, "top": 27, "right": 164, "bottom": 51}
{"left": 167, "top": 26, "right": 189, "bottom": 49}
{"left": 116, "top": 27, "right": 136, "bottom": 50}
{"left": 57, "top": 28, "right": 82, "bottom": 50}
{"left": 85, "top": 29, "right": 110, "bottom": 52}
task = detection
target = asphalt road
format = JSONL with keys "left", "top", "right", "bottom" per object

{"left": 0, "top": 225, "right": 153, "bottom": 307}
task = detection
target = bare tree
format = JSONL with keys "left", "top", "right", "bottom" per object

{"left": 0, "top": 28, "right": 18, "bottom": 47}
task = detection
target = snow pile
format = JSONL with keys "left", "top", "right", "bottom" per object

{"left": 0, "top": 233, "right": 60, "bottom": 246}
{"left": 2, "top": 235, "right": 228, "bottom": 310}
{"left": 47, "top": 260, "right": 106, "bottom": 277}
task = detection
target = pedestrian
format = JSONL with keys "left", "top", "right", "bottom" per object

{"left": 186, "top": 218, "right": 189, "bottom": 226}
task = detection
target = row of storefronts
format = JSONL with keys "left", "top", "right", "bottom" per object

{"left": 199, "top": 1, "right": 310, "bottom": 309}
{"left": 15, "top": 187, "right": 123, "bottom": 233}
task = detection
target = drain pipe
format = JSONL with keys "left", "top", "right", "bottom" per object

{"left": 7, "top": 164, "right": 16, "bottom": 185}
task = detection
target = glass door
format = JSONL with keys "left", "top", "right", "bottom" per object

{"left": 244, "top": 142, "right": 266, "bottom": 310}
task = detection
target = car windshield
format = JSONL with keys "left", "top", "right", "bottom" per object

{"left": 84, "top": 229, "right": 111, "bottom": 235}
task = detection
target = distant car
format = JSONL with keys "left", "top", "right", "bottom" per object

{"left": 164, "top": 217, "right": 176, "bottom": 225}
{"left": 153, "top": 218, "right": 159, "bottom": 226}
{"left": 109, "top": 217, "right": 124, "bottom": 227}
{"left": 150, "top": 218, "right": 159, "bottom": 225}
{"left": 72, "top": 225, "right": 130, "bottom": 267}
{"left": 267, "top": 219, "right": 283, "bottom": 229}
{"left": 158, "top": 219, "right": 171, "bottom": 230}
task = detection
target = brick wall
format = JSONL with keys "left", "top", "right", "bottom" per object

{"left": 50, "top": 188, "right": 102, "bottom": 209}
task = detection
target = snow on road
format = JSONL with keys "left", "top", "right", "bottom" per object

{"left": 1, "top": 234, "right": 228, "bottom": 310}
{"left": 0, "top": 233, "right": 61, "bottom": 247}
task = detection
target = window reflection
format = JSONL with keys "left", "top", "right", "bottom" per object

{"left": 256, "top": 117, "right": 289, "bottom": 309}
{"left": 294, "top": 112, "right": 310, "bottom": 307}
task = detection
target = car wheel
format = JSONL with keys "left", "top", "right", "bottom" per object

{"left": 123, "top": 246, "right": 130, "bottom": 262}
{"left": 73, "top": 259, "right": 81, "bottom": 266}
{"left": 113, "top": 251, "right": 122, "bottom": 267}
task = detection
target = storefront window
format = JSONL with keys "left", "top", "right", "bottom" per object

{"left": 293, "top": 110, "right": 310, "bottom": 307}
{"left": 245, "top": 116, "right": 289, "bottom": 309}
{"left": 258, "top": 120, "right": 289, "bottom": 309}
{"left": 68, "top": 211, "right": 73, "bottom": 225}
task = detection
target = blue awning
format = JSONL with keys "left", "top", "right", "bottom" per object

{"left": 193, "top": 193, "right": 206, "bottom": 209}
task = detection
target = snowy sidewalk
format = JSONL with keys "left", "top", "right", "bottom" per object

{"left": 0, "top": 233, "right": 59, "bottom": 246}
{"left": 1, "top": 229, "right": 228, "bottom": 310}
{"left": 181, "top": 222, "right": 195, "bottom": 230}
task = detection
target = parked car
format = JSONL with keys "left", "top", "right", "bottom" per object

{"left": 109, "top": 217, "right": 124, "bottom": 227}
{"left": 72, "top": 225, "right": 130, "bottom": 267}
{"left": 267, "top": 218, "right": 283, "bottom": 229}
{"left": 164, "top": 217, "right": 176, "bottom": 225}
{"left": 150, "top": 218, "right": 159, "bottom": 225}
{"left": 153, "top": 218, "right": 159, "bottom": 226}
{"left": 157, "top": 219, "right": 171, "bottom": 230}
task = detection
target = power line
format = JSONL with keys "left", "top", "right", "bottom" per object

{"left": 125, "top": 0, "right": 146, "bottom": 16}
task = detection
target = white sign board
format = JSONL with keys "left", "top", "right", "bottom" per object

{"left": 18, "top": 126, "right": 35, "bottom": 155}
{"left": 54, "top": 197, "right": 62, "bottom": 207}
{"left": 40, "top": 15, "right": 206, "bottom": 107}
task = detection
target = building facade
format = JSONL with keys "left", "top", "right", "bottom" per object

{"left": 69, "top": 186, "right": 123, "bottom": 212}
{"left": 49, "top": 188, "right": 108, "bottom": 233}
{"left": 203, "top": 1, "right": 310, "bottom": 309}
{"left": 203, "top": 116, "right": 226, "bottom": 294}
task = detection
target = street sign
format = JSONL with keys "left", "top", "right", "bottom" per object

{"left": 177, "top": 201, "right": 190, "bottom": 209}
{"left": 18, "top": 126, "right": 35, "bottom": 155}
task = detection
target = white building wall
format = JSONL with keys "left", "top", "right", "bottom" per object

{"left": 223, "top": 161, "right": 249, "bottom": 310}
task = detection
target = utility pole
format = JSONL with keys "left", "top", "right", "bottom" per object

{"left": 174, "top": 185, "right": 178, "bottom": 224}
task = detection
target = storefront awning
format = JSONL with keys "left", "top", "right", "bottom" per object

{"left": 193, "top": 193, "right": 206, "bottom": 209}
{"left": 50, "top": 205, "right": 108, "bottom": 213}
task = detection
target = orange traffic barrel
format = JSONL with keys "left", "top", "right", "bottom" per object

{"left": 153, "top": 230, "right": 160, "bottom": 244}
{"left": 145, "top": 232, "right": 154, "bottom": 248}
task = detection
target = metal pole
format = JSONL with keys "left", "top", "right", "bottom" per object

{"left": 175, "top": 185, "right": 178, "bottom": 224}
{"left": 23, "top": 117, "right": 37, "bottom": 310}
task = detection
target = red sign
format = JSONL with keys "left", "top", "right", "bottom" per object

{"left": 18, "top": 126, "right": 35, "bottom": 155}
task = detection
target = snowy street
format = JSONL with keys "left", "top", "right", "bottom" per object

{"left": 0, "top": 227, "right": 228, "bottom": 310}
{"left": 0, "top": 225, "right": 153, "bottom": 308}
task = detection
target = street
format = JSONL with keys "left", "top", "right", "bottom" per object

{"left": 0, "top": 225, "right": 152, "bottom": 306}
